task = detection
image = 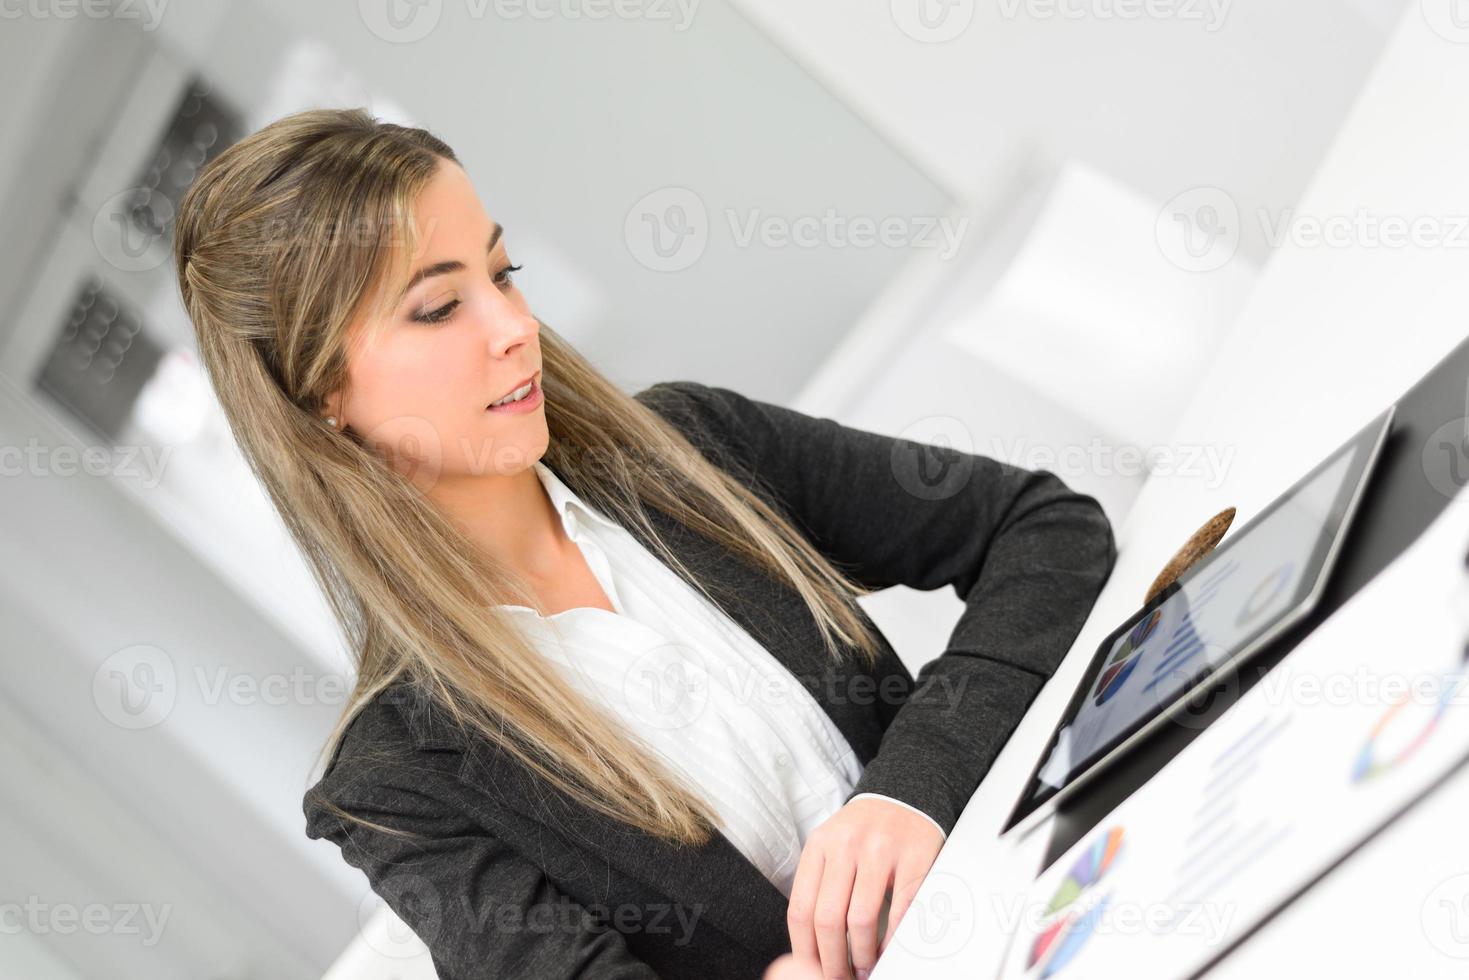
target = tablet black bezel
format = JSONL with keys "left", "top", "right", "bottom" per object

{"left": 1000, "top": 403, "right": 1398, "bottom": 837}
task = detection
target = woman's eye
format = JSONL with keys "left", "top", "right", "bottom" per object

{"left": 413, "top": 299, "right": 460, "bottom": 324}
{"left": 494, "top": 263, "right": 524, "bottom": 288}
{"left": 409, "top": 263, "right": 523, "bottom": 323}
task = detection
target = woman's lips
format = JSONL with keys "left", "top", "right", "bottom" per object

{"left": 490, "top": 370, "right": 537, "bottom": 402}
{"left": 486, "top": 377, "right": 543, "bottom": 414}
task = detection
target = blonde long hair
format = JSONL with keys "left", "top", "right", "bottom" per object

{"left": 172, "top": 107, "right": 884, "bottom": 846}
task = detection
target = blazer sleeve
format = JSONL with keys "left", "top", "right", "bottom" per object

{"left": 304, "top": 738, "right": 661, "bottom": 979}
{"left": 637, "top": 379, "right": 1118, "bottom": 836}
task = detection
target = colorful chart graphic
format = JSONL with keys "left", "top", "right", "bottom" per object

{"left": 1093, "top": 611, "right": 1160, "bottom": 706}
{"left": 1026, "top": 826, "right": 1125, "bottom": 977}
{"left": 1143, "top": 610, "right": 1203, "bottom": 694}
{"left": 1350, "top": 669, "right": 1466, "bottom": 783}
{"left": 1140, "top": 559, "right": 1240, "bottom": 695}
{"left": 1233, "top": 561, "right": 1295, "bottom": 628}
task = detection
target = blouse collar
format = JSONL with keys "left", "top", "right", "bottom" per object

{"left": 531, "top": 459, "right": 621, "bottom": 535}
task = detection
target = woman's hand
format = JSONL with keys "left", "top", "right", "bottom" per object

{"left": 785, "top": 796, "right": 944, "bottom": 979}
{"left": 763, "top": 952, "right": 824, "bottom": 980}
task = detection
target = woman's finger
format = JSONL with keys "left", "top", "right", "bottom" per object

{"left": 812, "top": 850, "right": 858, "bottom": 979}
{"left": 845, "top": 852, "right": 892, "bottom": 979}
{"left": 878, "top": 851, "right": 931, "bottom": 957}
{"left": 786, "top": 845, "right": 826, "bottom": 963}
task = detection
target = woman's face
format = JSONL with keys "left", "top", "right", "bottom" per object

{"left": 327, "top": 159, "right": 546, "bottom": 487}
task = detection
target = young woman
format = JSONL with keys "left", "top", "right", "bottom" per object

{"left": 171, "top": 108, "right": 1117, "bottom": 980}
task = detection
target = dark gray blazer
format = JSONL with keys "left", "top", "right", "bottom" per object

{"left": 302, "top": 379, "right": 1117, "bottom": 980}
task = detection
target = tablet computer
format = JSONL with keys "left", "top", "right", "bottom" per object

{"left": 1001, "top": 403, "right": 1398, "bottom": 837}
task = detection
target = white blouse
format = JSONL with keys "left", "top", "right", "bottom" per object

{"left": 494, "top": 461, "right": 945, "bottom": 897}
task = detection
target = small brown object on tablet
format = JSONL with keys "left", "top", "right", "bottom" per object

{"left": 1144, "top": 506, "right": 1237, "bottom": 606}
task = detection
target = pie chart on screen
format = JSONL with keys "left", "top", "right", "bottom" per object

{"left": 1026, "top": 825, "right": 1125, "bottom": 977}
{"left": 1092, "top": 610, "right": 1160, "bottom": 706}
{"left": 1234, "top": 560, "right": 1295, "bottom": 628}
{"left": 1351, "top": 669, "right": 1465, "bottom": 783}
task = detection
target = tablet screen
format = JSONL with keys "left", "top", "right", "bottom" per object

{"left": 1003, "top": 405, "right": 1396, "bottom": 834}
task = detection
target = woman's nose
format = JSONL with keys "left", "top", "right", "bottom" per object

{"left": 478, "top": 295, "right": 538, "bottom": 353}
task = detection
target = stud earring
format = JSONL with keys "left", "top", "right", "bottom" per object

{"left": 326, "top": 416, "right": 338, "bottom": 428}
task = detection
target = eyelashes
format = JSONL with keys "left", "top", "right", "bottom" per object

{"left": 414, "top": 300, "right": 459, "bottom": 324}
{"left": 411, "top": 263, "right": 524, "bottom": 324}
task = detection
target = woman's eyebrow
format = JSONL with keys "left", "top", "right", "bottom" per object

{"left": 398, "top": 223, "right": 504, "bottom": 303}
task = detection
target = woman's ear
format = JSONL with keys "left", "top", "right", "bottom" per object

{"left": 318, "top": 391, "right": 344, "bottom": 429}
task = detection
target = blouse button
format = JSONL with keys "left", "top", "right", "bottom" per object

{"left": 776, "top": 752, "right": 790, "bottom": 768}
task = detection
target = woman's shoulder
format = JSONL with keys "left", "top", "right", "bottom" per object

{"left": 301, "top": 680, "right": 470, "bottom": 829}
{"left": 634, "top": 379, "right": 763, "bottom": 476}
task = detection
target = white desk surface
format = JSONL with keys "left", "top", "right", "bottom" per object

{"left": 873, "top": 5, "right": 1469, "bottom": 977}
